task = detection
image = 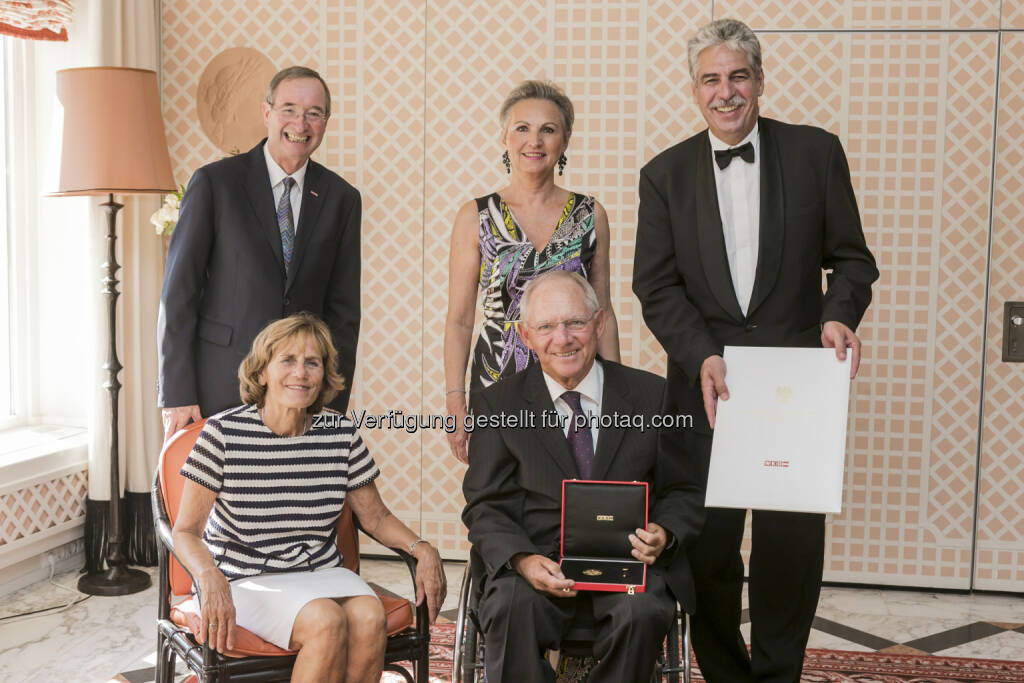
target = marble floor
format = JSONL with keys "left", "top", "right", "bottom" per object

{"left": 1, "top": 559, "right": 1022, "bottom": 682}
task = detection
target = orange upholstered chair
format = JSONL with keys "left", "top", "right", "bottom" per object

{"left": 152, "top": 418, "right": 429, "bottom": 682}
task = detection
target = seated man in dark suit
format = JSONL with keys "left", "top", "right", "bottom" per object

{"left": 462, "top": 270, "right": 702, "bottom": 683}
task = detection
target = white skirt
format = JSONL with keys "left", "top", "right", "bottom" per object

{"left": 229, "top": 566, "right": 377, "bottom": 649}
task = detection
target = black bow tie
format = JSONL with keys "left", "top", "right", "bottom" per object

{"left": 714, "top": 141, "right": 755, "bottom": 170}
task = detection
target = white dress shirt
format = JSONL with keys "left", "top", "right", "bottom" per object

{"left": 709, "top": 123, "right": 760, "bottom": 315}
{"left": 263, "top": 142, "right": 308, "bottom": 232}
{"left": 541, "top": 360, "right": 603, "bottom": 452}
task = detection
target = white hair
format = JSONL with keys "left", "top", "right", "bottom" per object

{"left": 687, "top": 19, "right": 763, "bottom": 83}
{"left": 520, "top": 270, "right": 599, "bottom": 325}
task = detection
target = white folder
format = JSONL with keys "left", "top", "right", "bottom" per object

{"left": 705, "top": 346, "right": 851, "bottom": 514}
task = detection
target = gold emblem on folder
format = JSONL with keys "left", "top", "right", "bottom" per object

{"left": 775, "top": 386, "right": 793, "bottom": 404}
{"left": 596, "top": 514, "right": 614, "bottom": 521}
{"left": 583, "top": 569, "right": 603, "bottom": 577}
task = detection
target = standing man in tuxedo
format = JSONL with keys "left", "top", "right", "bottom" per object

{"left": 462, "top": 270, "right": 702, "bottom": 683}
{"left": 632, "top": 18, "right": 878, "bottom": 683}
{"left": 158, "top": 66, "right": 360, "bottom": 440}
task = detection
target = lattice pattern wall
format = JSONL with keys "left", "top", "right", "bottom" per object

{"left": 975, "top": 32, "right": 1024, "bottom": 592}
{"left": 160, "top": 0, "right": 1024, "bottom": 590}
{"left": 0, "top": 471, "right": 87, "bottom": 547}
{"left": 805, "top": 32, "right": 997, "bottom": 588}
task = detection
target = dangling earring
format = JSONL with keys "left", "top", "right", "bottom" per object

{"left": 558, "top": 153, "right": 567, "bottom": 176}
{"left": 502, "top": 150, "right": 511, "bottom": 174}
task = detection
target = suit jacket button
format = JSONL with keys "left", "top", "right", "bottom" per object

{"left": 283, "top": 298, "right": 291, "bottom": 308}
{"left": 746, "top": 323, "right": 758, "bottom": 331}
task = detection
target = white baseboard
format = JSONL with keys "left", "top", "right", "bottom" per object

{"left": 0, "top": 535, "right": 84, "bottom": 598}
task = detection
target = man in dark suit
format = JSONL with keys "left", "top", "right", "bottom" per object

{"left": 632, "top": 18, "right": 878, "bottom": 683}
{"left": 158, "top": 66, "right": 360, "bottom": 440}
{"left": 462, "top": 270, "right": 702, "bottom": 683}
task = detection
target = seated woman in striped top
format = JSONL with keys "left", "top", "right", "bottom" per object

{"left": 172, "top": 312, "right": 445, "bottom": 683}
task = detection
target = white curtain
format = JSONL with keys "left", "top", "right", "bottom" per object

{"left": 81, "top": 0, "right": 165, "bottom": 499}
{"left": 75, "top": 0, "right": 165, "bottom": 567}
{"left": 5, "top": 0, "right": 165, "bottom": 568}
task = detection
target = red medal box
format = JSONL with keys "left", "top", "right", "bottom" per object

{"left": 559, "top": 480, "right": 648, "bottom": 593}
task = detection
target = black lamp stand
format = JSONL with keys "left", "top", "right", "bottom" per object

{"left": 77, "top": 194, "right": 151, "bottom": 596}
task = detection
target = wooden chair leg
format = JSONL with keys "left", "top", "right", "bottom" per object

{"left": 416, "top": 647, "right": 429, "bottom": 682}
{"left": 155, "top": 632, "right": 171, "bottom": 683}
{"left": 154, "top": 632, "right": 165, "bottom": 683}
{"left": 163, "top": 643, "right": 177, "bottom": 683}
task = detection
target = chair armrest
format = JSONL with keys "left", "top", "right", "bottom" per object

{"left": 385, "top": 546, "right": 430, "bottom": 631}
{"left": 153, "top": 511, "right": 175, "bottom": 557}
{"left": 151, "top": 472, "right": 203, "bottom": 605}
{"left": 389, "top": 546, "right": 419, "bottom": 583}
{"left": 355, "top": 520, "right": 431, "bottom": 630}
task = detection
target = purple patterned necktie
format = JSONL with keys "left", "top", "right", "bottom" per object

{"left": 561, "top": 391, "right": 594, "bottom": 479}
{"left": 278, "top": 176, "right": 296, "bottom": 271}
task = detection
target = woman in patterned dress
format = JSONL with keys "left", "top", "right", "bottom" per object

{"left": 172, "top": 313, "right": 445, "bottom": 683}
{"left": 444, "top": 80, "right": 620, "bottom": 462}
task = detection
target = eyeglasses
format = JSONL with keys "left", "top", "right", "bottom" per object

{"left": 272, "top": 105, "right": 328, "bottom": 124}
{"left": 526, "top": 311, "right": 598, "bottom": 337}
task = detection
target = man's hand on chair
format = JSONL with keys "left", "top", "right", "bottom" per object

{"left": 162, "top": 405, "right": 202, "bottom": 443}
{"left": 511, "top": 553, "right": 577, "bottom": 598}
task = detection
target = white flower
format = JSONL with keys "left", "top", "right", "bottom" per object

{"left": 151, "top": 195, "right": 181, "bottom": 236}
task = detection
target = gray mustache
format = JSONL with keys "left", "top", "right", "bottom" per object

{"left": 710, "top": 95, "right": 746, "bottom": 109}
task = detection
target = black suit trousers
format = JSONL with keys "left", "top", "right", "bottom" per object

{"left": 686, "top": 432, "right": 826, "bottom": 683}
{"left": 479, "top": 570, "right": 675, "bottom": 683}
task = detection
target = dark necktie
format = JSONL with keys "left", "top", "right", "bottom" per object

{"left": 714, "top": 141, "right": 755, "bottom": 170}
{"left": 561, "top": 391, "right": 594, "bottom": 479}
{"left": 278, "top": 176, "right": 296, "bottom": 270}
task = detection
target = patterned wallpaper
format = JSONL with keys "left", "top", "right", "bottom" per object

{"left": 976, "top": 31, "right": 1024, "bottom": 592}
{"left": 824, "top": 32, "right": 996, "bottom": 587}
{"left": 718, "top": 0, "right": 1000, "bottom": 29}
{"left": 161, "top": 0, "right": 1024, "bottom": 591}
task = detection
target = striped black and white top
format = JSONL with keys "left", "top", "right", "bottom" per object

{"left": 180, "top": 405, "right": 379, "bottom": 580}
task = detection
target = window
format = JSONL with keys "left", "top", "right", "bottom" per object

{"left": 0, "top": 34, "right": 93, "bottom": 431}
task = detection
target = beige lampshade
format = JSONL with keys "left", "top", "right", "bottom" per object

{"left": 49, "top": 67, "right": 175, "bottom": 196}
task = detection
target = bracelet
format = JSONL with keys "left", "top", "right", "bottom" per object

{"left": 408, "top": 538, "right": 430, "bottom": 554}
{"left": 445, "top": 388, "right": 466, "bottom": 395}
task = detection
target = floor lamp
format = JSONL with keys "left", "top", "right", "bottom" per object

{"left": 49, "top": 67, "right": 175, "bottom": 596}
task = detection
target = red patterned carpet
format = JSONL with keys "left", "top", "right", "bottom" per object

{"left": 383, "top": 624, "right": 1024, "bottom": 682}
{"left": 780, "top": 649, "right": 1024, "bottom": 682}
